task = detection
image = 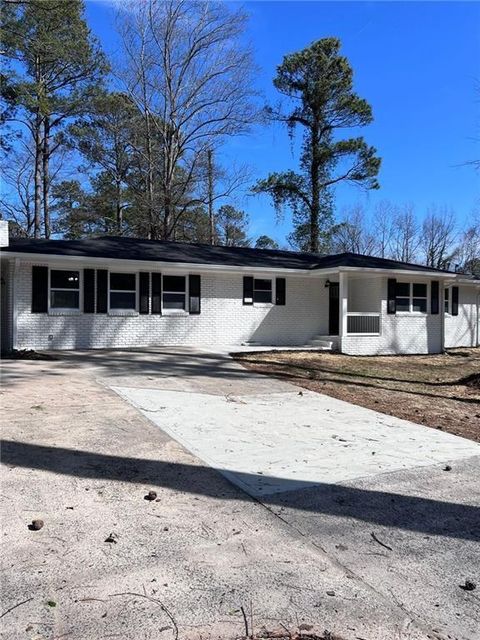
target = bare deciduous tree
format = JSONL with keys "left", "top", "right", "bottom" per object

{"left": 0, "top": 146, "right": 35, "bottom": 236}
{"left": 372, "top": 199, "right": 394, "bottom": 258}
{"left": 332, "top": 204, "right": 376, "bottom": 254}
{"left": 457, "top": 209, "right": 480, "bottom": 275}
{"left": 390, "top": 203, "right": 419, "bottom": 263}
{"left": 117, "top": 0, "right": 257, "bottom": 240}
{"left": 420, "top": 204, "right": 458, "bottom": 269}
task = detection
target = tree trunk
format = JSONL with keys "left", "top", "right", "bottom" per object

{"left": 115, "top": 179, "right": 122, "bottom": 234}
{"left": 42, "top": 115, "right": 50, "bottom": 239}
{"left": 163, "top": 191, "right": 171, "bottom": 240}
{"left": 207, "top": 148, "right": 215, "bottom": 245}
{"left": 34, "top": 112, "right": 42, "bottom": 239}
{"left": 309, "top": 123, "right": 320, "bottom": 253}
{"left": 34, "top": 55, "right": 42, "bottom": 239}
{"left": 144, "top": 111, "right": 155, "bottom": 239}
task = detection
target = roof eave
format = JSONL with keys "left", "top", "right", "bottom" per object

{"left": 0, "top": 250, "right": 314, "bottom": 275}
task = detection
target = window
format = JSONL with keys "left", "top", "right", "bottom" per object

{"left": 396, "top": 282, "right": 428, "bottom": 313}
{"left": 50, "top": 270, "right": 80, "bottom": 309}
{"left": 253, "top": 278, "right": 272, "bottom": 303}
{"left": 395, "top": 282, "right": 410, "bottom": 312}
{"left": 444, "top": 288, "right": 450, "bottom": 314}
{"left": 412, "top": 283, "right": 427, "bottom": 312}
{"left": 109, "top": 272, "right": 136, "bottom": 310}
{"left": 163, "top": 275, "right": 186, "bottom": 310}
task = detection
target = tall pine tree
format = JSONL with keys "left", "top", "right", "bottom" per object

{"left": 2, "top": 0, "right": 107, "bottom": 237}
{"left": 254, "top": 38, "right": 381, "bottom": 252}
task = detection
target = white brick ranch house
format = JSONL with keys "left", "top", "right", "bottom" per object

{"left": 1, "top": 224, "right": 479, "bottom": 355}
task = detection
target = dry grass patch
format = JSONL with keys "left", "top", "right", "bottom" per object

{"left": 234, "top": 348, "right": 480, "bottom": 442}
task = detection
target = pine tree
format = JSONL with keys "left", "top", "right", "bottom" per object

{"left": 254, "top": 38, "right": 380, "bottom": 252}
{"left": 2, "top": 0, "right": 107, "bottom": 237}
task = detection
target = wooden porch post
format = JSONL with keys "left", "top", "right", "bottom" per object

{"left": 339, "top": 271, "right": 348, "bottom": 339}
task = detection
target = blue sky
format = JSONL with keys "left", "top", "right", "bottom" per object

{"left": 86, "top": 0, "right": 479, "bottom": 245}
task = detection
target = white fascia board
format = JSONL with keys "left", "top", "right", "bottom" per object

{"left": 334, "top": 266, "right": 458, "bottom": 279}
{"left": 0, "top": 251, "right": 313, "bottom": 276}
{"left": 455, "top": 278, "right": 480, "bottom": 286}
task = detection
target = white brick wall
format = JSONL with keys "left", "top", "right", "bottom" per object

{"left": 0, "top": 221, "right": 9, "bottom": 247}
{"left": 13, "top": 261, "right": 329, "bottom": 350}
{"left": 8, "top": 260, "right": 479, "bottom": 353}
{"left": 444, "top": 285, "right": 479, "bottom": 348}
{"left": 341, "top": 276, "right": 443, "bottom": 355}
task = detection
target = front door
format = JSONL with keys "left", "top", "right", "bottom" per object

{"left": 328, "top": 282, "right": 339, "bottom": 335}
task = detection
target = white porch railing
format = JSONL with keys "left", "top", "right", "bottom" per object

{"left": 346, "top": 312, "right": 381, "bottom": 335}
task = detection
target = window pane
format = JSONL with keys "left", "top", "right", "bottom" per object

{"left": 110, "top": 272, "right": 136, "bottom": 291}
{"left": 110, "top": 291, "right": 136, "bottom": 309}
{"left": 254, "top": 279, "right": 272, "bottom": 291}
{"left": 51, "top": 290, "right": 79, "bottom": 309}
{"left": 413, "top": 298, "right": 427, "bottom": 313}
{"left": 163, "top": 276, "right": 186, "bottom": 293}
{"left": 51, "top": 270, "right": 79, "bottom": 289}
{"left": 254, "top": 290, "right": 272, "bottom": 303}
{"left": 396, "top": 282, "right": 410, "bottom": 297}
{"left": 413, "top": 283, "right": 427, "bottom": 297}
{"left": 444, "top": 289, "right": 449, "bottom": 313}
{"left": 396, "top": 297, "right": 410, "bottom": 312}
{"left": 163, "top": 292, "right": 186, "bottom": 309}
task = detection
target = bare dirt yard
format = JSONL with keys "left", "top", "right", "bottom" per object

{"left": 234, "top": 347, "right": 480, "bottom": 442}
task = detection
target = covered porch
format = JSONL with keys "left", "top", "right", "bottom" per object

{"left": 308, "top": 271, "right": 382, "bottom": 349}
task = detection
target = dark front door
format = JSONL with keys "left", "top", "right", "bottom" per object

{"left": 328, "top": 282, "right": 339, "bottom": 335}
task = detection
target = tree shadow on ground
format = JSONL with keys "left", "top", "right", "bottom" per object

{"left": 2, "top": 439, "right": 479, "bottom": 543}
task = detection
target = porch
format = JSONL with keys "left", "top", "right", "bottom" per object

{"left": 307, "top": 272, "right": 382, "bottom": 349}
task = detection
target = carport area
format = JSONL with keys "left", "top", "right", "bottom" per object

{"left": 1, "top": 347, "right": 479, "bottom": 640}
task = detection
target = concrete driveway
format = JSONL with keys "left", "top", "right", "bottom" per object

{"left": 1, "top": 347, "right": 479, "bottom": 640}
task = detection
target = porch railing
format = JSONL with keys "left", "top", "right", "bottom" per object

{"left": 346, "top": 312, "right": 380, "bottom": 335}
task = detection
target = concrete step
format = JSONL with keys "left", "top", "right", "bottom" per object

{"left": 308, "top": 339, "right": 334, "bottom": 349}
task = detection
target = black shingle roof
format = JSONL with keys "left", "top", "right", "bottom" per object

{"left": 1, "top": 236, "right": 457, "bottom": 274}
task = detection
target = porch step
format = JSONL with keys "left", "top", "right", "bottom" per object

{"left": 309, "top": 339, "right": 334, "bottom": 349}
{"left": 307, "top": 334, "right": 339, "bottom": 351}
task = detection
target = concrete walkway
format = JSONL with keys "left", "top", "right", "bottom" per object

{"left": 113, "top": 384, "right": 478, "bottom": 497}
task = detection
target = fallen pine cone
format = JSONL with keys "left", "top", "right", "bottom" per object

{"left": 28, "top": 519, "right": 44, "bottom": 531}
{"left": 144, "top": 490, "right": 157, "bottom": 501}
{"left": 461, "top": 579, "right": 476, "bottom": 591}
{"left": 104, "top": 533, "right": 118, "bottom": 544}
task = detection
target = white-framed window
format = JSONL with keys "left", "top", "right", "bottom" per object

{"left": 50, "top": 269, "right": 80, "bottom": 310}
{"left": 396, "top": 282, "right": 428, "bottom": 313}
{"left": 109, "top": 272, "right": 137, "bottom": 310}
{"left": 444, "top": 287, "right": 450, "bottom": 314}
{"left": 163, "top": 275, "right": 187, "bottom": 311}
{"left": 253, "top": 278, "right": 272, "bottom": 303}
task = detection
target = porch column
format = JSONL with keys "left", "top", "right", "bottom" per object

{"left": 339, "top": 271, "right": 348, "bottom": 338}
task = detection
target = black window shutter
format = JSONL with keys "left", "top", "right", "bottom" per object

{"left": 83, "top": 269, "right": 95, "bottom": 313}
{"left": 32, "top": 266, "right": 48, "bottom": 313}
{"left": 275, "top": 277, "right": 286, "bottom": 305}
{"left": 243, "top": 276, "right": 254, "bottom": 305}
{"left": 387, "top": 278, "right": 397, "bottom": 314}
{"left": 430, "top": 280, "right": 439, "bottom": 315}
{"left": 96, "top": 269, "right": 108, "bottom": 313}
{"left": 151, "top": 273, "right": 162, "bottom": 314}
{"left": 139, "top": 272, "right": 150, "bottom": 314}
{"left": 189, "top": 274, "right": 201, "bottom": 314}
{"left": 451, "top": 286, "right": 459, "bottom": 316}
